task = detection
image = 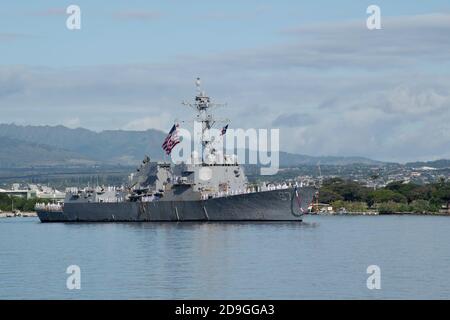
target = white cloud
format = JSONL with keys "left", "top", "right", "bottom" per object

{"left": 63, "top": 117, "right": 81, "bottom": 129}
{"left": 384, "top": 86, "right": 450, "bottom": 115}
{"left": 1, "top": 13, "right": 450, "bottom": 162}
{"left": 123, "top": 114, "right": 172, "bottom": 131}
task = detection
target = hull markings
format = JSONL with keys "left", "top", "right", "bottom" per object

{"left": 175, "top": 207, "right": 180, "bottom": 221}
{"left": 203, "top": 206, "right": 210, "bottom": 220}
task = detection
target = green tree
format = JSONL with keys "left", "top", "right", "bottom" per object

{"left": 368, "top": 189, "right": 407, "bottom": 204}
{"left": 377, "top": 201, "right": 410, "bottom": 214}
{"left": 409, "top": 199, "right": 435, "bottom": 213}
{"left": 318, "top": 188, "right": 343, "bottom": 204}
{"left": 322, "top": 178, "right": 369, "bottom": 202}
{"left": 331, "top": 200, "right": 368, "bottom": 213}
{"left": 432, "top": 183, "right": 450, "bottom": 203}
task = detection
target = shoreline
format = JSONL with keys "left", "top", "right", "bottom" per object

{"left": 318, "top": 211, "right": 450, "bottom": 216}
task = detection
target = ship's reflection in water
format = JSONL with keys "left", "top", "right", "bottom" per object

{"left": 0, "top": 215, "right": 449, "bottom": 299}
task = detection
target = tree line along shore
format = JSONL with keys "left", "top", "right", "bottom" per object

{"left": 318, "top": 178, "right": 450, "bottom": 214}
{"left": 0, "top": 194, "right": 49, "bottom": 214}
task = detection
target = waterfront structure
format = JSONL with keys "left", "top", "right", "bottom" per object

{"left": 439, "top": 202, "right": 450, "bottom": 215}
{"left": 0, "top": 184, "right": 65, "bottom": 200}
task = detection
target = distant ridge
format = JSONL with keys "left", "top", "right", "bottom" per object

{"left": 406, "top": 159, "right": 450, "bottom": 169}
{"left": 0, "top": 123, "right": 166, "bottom": 165}
{"left": 0, "top": 136, "right": 93, "bottom": 168}
{"left": 278, "top": 151, "right": 384, "bottom": 166}
{"left": 1, "top": 123, "right": 385, "bottom": 168}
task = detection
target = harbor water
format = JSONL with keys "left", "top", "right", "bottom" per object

{"left": 0, "top": 215, "right": 449, "bottom": 299}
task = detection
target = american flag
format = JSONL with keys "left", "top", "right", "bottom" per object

{"left": 162, "top": 124, "right": 180, "bottom": 155}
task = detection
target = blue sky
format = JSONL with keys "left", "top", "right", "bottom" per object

{"left": 1, "top": 1, "right": 450, "bottom": 162}
{"left": 2, "top": 0, "right": 450, "bottom": 66}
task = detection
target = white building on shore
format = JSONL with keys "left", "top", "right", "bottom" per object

{"left": 0, "top": 184, "right": 65, "bottom": 200}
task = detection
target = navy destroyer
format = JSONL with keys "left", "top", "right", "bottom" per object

{"left": 36, "top": 79, "right": 316, "bottom": 222}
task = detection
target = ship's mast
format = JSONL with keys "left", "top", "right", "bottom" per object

{"left": 182, "top": 78, "right": 226, "bottom": 163}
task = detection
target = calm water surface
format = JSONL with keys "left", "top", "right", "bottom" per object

{"left": 0, "top": 215, "right": 449, "bottom": 299}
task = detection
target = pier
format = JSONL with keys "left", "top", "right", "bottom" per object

{"left": 0, "top": 211, "right": 37, "bottom": 218}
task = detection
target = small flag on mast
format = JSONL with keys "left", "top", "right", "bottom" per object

{"left": 220, "top": 124, "right": 228, "bottom": 136}
{"left": 162, "top": 124, "right": 180, "bottom": 155}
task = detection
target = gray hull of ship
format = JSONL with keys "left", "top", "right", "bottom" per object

{"left": 37, "top": 187, "right": 315, "bottom": 222}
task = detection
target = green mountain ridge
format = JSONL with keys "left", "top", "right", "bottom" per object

{"left": 405, "top": 159, "right": 450, "bottom": 169}
{"left": 0, "top": 123, "right": 167, "bottom": 165}
{"left": 0, "top": 136, "right": 94, "bottom": 168}
{"left": 0, "top": 123, "right": 387, "bottom": 168}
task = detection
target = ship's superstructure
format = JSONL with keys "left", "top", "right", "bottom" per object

{"left": 36, "top": 79, "right": 316, "bottom": 222}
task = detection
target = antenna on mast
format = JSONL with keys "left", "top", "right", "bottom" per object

{"left": 180, "top": 78, "right": 229, "bottom": 164}
{"left": 195, "top": 77, "right": 202, "bottom": 95}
